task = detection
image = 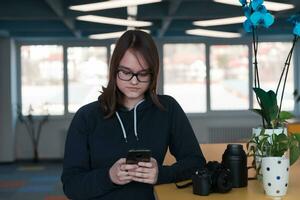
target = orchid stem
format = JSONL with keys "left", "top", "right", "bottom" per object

{"left": 252, "top": 27, "right": 265, "bottom": 127}
{"left": 277, "top": 36, "right": 298, "bottom": 121}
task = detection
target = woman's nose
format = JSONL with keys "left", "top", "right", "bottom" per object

{"left": 130, "top": 75, "right": 139, "bottom": 84}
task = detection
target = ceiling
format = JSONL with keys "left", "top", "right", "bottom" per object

{"left": 0, "top": 0, "right": 299, "bottom": 39}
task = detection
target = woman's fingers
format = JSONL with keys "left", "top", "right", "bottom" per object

{"left": 120, "top": 164, "right": 139, "bottom": 171}
{"left": 110, "top": 157, "right": 159, "bottom": 185}
{"left": 128, "top": 157, "right": 159, "bottom": 184}
{"left": 110, "top": 158, "right": 137, "bottom": 185}
{"left": 131, "top": 177, "right": 153, "bottom": 184}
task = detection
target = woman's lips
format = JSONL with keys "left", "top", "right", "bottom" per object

{"left": 127, "top": 87, "right": 140, "bottom": 90}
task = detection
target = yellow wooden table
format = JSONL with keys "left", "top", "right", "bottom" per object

{"left": 287, "top": 119, "right": 300, "bottom": 134}
{"left": 155, "top": 160, "right": 300, "bottom": 200}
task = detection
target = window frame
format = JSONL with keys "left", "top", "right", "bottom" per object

{"left": 158, "top": 36, "right": 297, "bottom": 116}
{"left": 16, "top": 35, "right": 298, "bottom": 118}
{"left": 16, "top": 39, "right": 113, "bottom": 118}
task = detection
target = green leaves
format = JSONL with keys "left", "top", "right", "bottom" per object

{"left": 253, "top": 88, "right": 279, "bottom": 128}
{"left": 279, "top": 111, "right": 294, "bottom": 123}
{"left": 252, "top": 88, "right": 293, "bottom": 128}
{"left": 290, "top": 134, "right": 300, "bottom": 165}
{"left": 270, "top": 133, "right": 289, "bottom": 157}
{"left": 248, "top": 129, "right": 300, "bottom": 166}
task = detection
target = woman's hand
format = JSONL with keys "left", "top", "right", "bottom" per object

{"left": 128, "top": 157, "right": 159, "bottom": 184}
{"left": 109, "top": 158, "right": 138, "bottom": 185}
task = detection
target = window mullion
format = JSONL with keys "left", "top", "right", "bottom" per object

{"left": 63, "top": 46, "right": 68, "bottom": 115}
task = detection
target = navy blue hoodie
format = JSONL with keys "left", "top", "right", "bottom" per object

{"left": 61, "top": 95, "right": 206, "bottom": 200}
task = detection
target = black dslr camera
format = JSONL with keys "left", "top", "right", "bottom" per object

{"left": 192, "top": 161, "right": 232, "bottom": 196}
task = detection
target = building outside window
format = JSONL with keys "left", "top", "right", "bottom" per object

{"left": 210, "top": 45, "right": 249, "bottom": 110}
{"left": 67, "top": 47, "right": 108, "bottom": 113}
{"left": 21, "top": 45, "right": 64, "bottom": 115}
{"left": 163, "top": 43, "right": 206, "bottom": 113}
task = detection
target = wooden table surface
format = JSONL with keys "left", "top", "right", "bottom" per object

{"left": 155, "top": 160, "right": 300, "bottom": 200}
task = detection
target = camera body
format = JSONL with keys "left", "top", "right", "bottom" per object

{"left": 192, "top": 161, "right": 232, "bottom": 196}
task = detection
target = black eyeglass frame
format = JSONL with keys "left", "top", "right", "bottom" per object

{"left": 117, "top": 69, "right": 152, "bottom": 83}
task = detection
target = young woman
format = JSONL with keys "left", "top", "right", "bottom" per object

{"left": 61, "top": 30, "right": 206, "bottom": 200}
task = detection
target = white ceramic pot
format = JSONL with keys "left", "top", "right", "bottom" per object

{"left": 261, "top": 157, "right": 289, "bottom": 197}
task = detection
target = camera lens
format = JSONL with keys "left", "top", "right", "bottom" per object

{"left": 222, "top": 144, "right": 248, "bottom": 188}
{"left": 227, "top": 144, "right": 243, "bottom": 154}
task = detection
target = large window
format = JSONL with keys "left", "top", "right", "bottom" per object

{"left": 210, "top": 45, "right": 249, "bottom": 110}
{"left": 163, "top": 44, "right": 206, "bottom": 113}
{"left": 21, "top": 45, "right": 109, "bottom": 116}
{"left": 21, "top": 45, "right": 63, "bottom": 115}
{"left": 67, "top": 47, "right": 108, "bottom": 112}
{"left": 20, "top": 41, "right": 296, "bottom": 116}
{"left": 254, "top": 42, "right": 294, "bottom": 111}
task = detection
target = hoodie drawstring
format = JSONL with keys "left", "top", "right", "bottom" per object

{"left": 116, "top": 99, "right": 145, "bottom": 142}
{"left": 115, "top": 112, "right": 127, "bottom": 143}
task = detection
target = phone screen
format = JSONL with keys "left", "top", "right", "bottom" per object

{"left": 126, "top": 149, "right": 151, "bottom": 164}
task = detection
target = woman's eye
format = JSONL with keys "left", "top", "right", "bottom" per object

{"left": 121, "top": 70, "right": 132, "bottom": 75}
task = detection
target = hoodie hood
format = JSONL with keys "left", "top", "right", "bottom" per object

{"left": 115, "top": 98, "right": 152, "bottom": 143}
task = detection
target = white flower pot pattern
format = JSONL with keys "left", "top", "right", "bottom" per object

{"left": 261, "top": 157, "right": 289, "bottom": 197}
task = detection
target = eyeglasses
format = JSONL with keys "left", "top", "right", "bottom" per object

{"left": 117, "top": 68, "right": 152, "bottom": 83}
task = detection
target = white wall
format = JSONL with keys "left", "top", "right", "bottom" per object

{"left": 15, "top": 118, "right": 70, "bottom": 159}
{"left": 0, "top": 37, "right": 17, "bottom": 162}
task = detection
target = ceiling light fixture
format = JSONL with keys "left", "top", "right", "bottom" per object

{"left": 193, "top": 16, "right": 246, "bottom": 26}
{"left": 186, "top": 29, "right": 241, "bottom": 38}
{"left": 77, "top": 15, "right": 152, "bottom": 27}
{"left": 69, "top": 0, "right": 162, "bottom": 12}
{"left": 89, "top": 31, "right": 125, "bottom": 40}
{"left": 89, "top": 30, "right": 150, "bottom": 40}
{"left": 213, "top": 0, "right": 294, "bottom": 11}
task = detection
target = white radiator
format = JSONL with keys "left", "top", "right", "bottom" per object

{"left": 208, "top": 127, "right": 253, "bottom": 143}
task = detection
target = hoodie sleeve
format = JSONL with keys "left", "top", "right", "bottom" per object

{"left": 156, "top": 96, "right": 206, "bottom": 184}
{"left": 61, "top": 108, "right": 119, "bottom": 199}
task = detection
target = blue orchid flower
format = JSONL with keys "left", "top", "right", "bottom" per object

{"left": 239, "top": 0, "right": 247, "bottom": 6}
{"left": 243, "top": 6, "right": 251, "bottom": 19}
{"left": 256, "top": 5, "right": 267, "bottom": 14}
{"left": 293, "top": 23, "right": 300, "bottom": 36}
{"left": 251, "top": 0, "right": 264, "bottom": 11}
{"left": 240, "top": 0, "right": 274, "bottom": 32}
{"left": 250, "top": 12, "right": 274, "bottom": 28}
{"left": 287, "top": 15, "right": 300, "bottom": 36}
{"left": 243, "top": 19, "right": 253, "bottom": 33}
{"left": 288, "top": 14, "right": 300, "bottom": 24}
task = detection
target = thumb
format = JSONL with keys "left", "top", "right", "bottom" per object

{"left": 117, "top": 158, "right": 126, "bottom": 164}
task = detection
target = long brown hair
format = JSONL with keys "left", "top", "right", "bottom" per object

{"left": 99, "top": 30, "right": 164, "bottom": 118}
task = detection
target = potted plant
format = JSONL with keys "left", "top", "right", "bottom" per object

{"left": 239, "top": 0, "right": 300, "bottom": 196}
{"left": 17, "top": 104, "right": 49, "bottom": 163}
{"left": 248, "top": 131, "right": 300, "bottom": 196}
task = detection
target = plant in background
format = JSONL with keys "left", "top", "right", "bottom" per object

{"left": 248, "top": 131, "right": 300, "bottom": 166}
{"left": 239, "top": 0, "right": 300, "bottom": 129}
{"left": 240, "top": 1, "right": 300, "bottom": 180}
{"left": 247, "top": 130, "right": 300, "bottom": 196}
{"left": 17, "top": 104, "right": 49, "bottom": 163}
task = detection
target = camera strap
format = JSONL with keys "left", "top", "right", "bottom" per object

{"left": 174, "top": 181, "right": 193, "bottom": 189}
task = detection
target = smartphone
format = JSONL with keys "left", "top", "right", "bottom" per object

{"left": 126, "top": 149, "right": 151, "bottom": 164}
